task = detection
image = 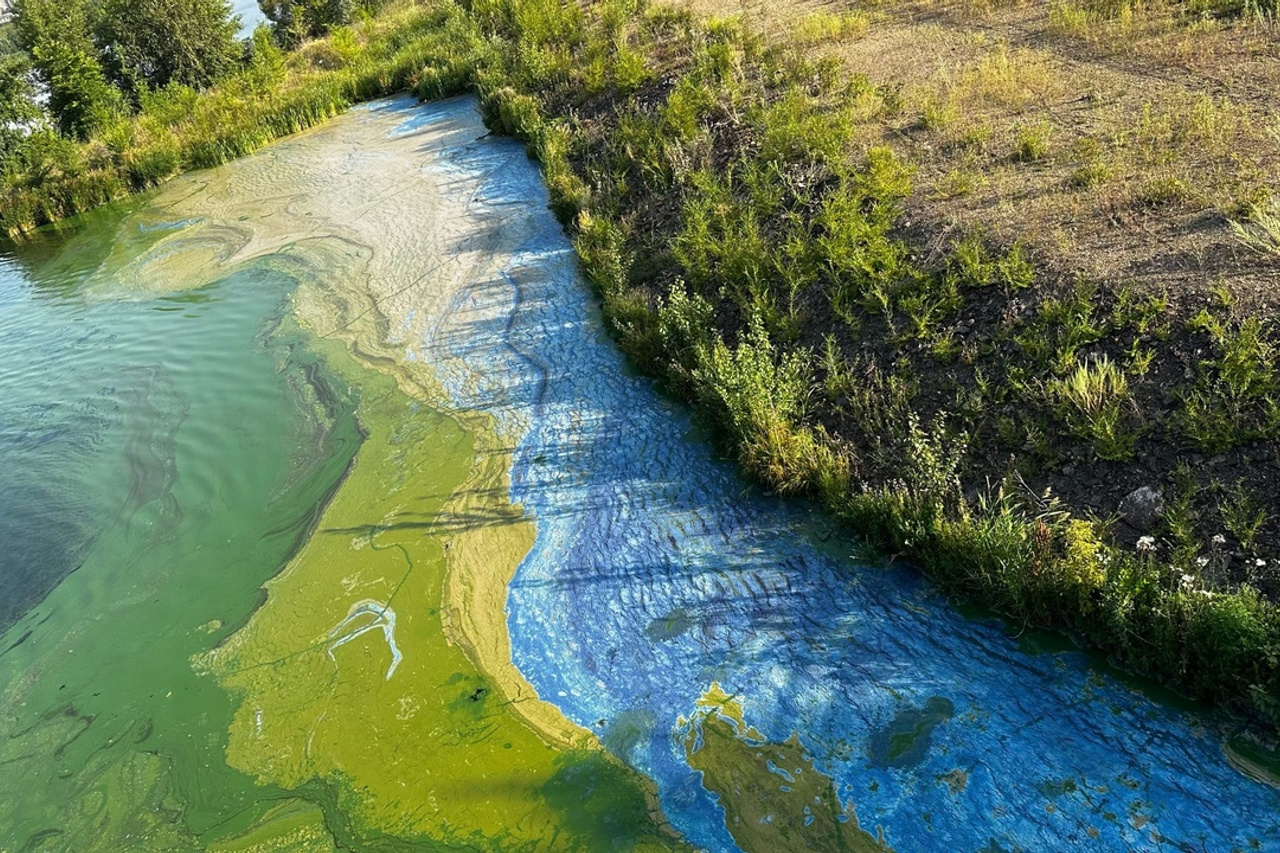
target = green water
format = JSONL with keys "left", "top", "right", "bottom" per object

{"left": 0, "top": 208, "right": 362, "bottom": 850}
{"left": 0, "top": 155, "right": 683, "bottom": 849}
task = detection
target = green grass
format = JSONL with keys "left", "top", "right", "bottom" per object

{"left": 1232, "top": 199, "right": 1280, "bottom": 258}
{"left": 1013, "top": 120, "right": 1053, "bottom": 162}
{"left": 447, "top": 0, "right": 1280, "bottom": 730}
{"left": 795, "top": 10, "right": 870, "bottom": 44}
{"left": 1221, "top": 482, "right": 1270, "bottom": 553}
{"left": 1181, "top": 311, "right": 1280, "bottom": 452}
{"left": 1049, "top": 0, "right": 1277, "bottom": 35}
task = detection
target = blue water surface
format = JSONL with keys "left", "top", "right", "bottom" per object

{"left": 388, "top": 98, "right": 1280, "bottom": 853}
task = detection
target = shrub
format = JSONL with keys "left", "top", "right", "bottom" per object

{"left": 752, "top": 87, "right": 854, "bottom": 167}
{"left": 1220, "top": 483, "right": 1269, "bottom": 552}
{"left": 1013, "top": 120, "right": 1052, "bottom": 162}
{"left": 1231, "top": 199, "right": 1280, "bottom": 258}
{"left": 690, "top": 319, "right": 811, "bottom": 444}
{"left": 949, "top": 232, "right": 1034, "bottom": 291}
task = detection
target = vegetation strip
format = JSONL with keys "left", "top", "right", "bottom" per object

{"left": 2, "top": 0, "right": 1278, "bottom": 734}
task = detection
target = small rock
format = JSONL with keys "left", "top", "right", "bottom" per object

{"left": 1062, "top": 465, "right": 1076, "bottom": 476}
{"left": 1119, "top": 486, "right": 1165, "bottom": 532}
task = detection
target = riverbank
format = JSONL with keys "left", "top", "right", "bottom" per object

{"left": 4, "top": 0, "right": 1278, "bottom": 733}
{"left": 0, "top": 4, "right": 480, "bottom": 236}
{"left": 6, "top": 86, "right": 1280, "bottom": 851}
{"left": 318, "top": 96, "right": 1280, "bottom": 850}
{"left": 451, "top": 0, "right": 1280, "bottom": 730}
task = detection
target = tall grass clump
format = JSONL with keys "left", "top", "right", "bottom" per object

{"left": 1181, "top": 312, "right": 1280, "bottom": 452}
{"left": 794, "top": 11, "right": 870, "bottom": 44}
{"left": 1231, "top": 199, "right": 1280, "bottom": 259}
{"left": 1048, "top": 355, "right": 1139, "bottom": 460}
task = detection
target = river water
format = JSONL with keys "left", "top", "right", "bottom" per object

{"left": 0, "top": 96, "right": 1277, "bottom": 852}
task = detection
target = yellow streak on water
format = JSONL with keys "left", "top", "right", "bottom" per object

{"left": 201, "top": 346, "right": 582, "bottom": 841}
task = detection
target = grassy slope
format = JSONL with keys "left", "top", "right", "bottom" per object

{"left": 3, "top": 0, "right": 1279, "bottom": 733}
{"left": 681, "top": 0, "right": 1280, "bottom": 559}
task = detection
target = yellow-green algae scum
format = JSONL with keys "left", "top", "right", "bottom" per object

{"left": 0, "top": 97, "right": 684, "bottom": 852}
{"left": 681, "top": 686, "right": 891, "bottom": 853}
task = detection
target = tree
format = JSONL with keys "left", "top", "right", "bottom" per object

{"left": 0, "top": 22, "right": 22, "bottom": 57}
{"left": 13, "top": 0, "right": 123, "bottom": 139}
{"left": 29, "top": 40, "right": 124, "bottom": 139}
{"left": 0, "top": 53, "right": 38, "bottom": 169}
{"left": 98, "top": 0, "right": 241, "bottom": 97}
{"left": 259, "top": 0, "right": 381, "bottom": 46}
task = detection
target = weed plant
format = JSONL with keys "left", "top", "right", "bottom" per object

{"left": 1047, "top": 356, "right": 1139, "bottom": 460}
{"left": 1181, "top": 312, "right": 1280, "bottom": 452}
{"left": 1232, "top": 199, "right": 1280, "bottom": 258}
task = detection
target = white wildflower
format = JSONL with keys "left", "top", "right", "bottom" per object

{"left": 1212, "top": 534, "right": 1226, "bottom": 546}
{"left": 1196, "top": 556, "right": 1209, "bottom": 568}
{"left": 1136, "top": 536, "right": 1156, "bottom": 553}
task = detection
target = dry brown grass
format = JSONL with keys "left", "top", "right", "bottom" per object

{"left": 679, "top": 0, "right": 1280, "bottom": 314}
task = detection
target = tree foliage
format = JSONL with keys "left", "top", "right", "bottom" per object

{"left": 259, "top": 0, "right": 385, "bottom": 45}
{"left": 98, "top": 0, "right": 241, "bottom": 97}
{"left": 0, "top": 22, "right": 21, "bottom": 57}
{"left": 0, "top": 54, "right": 39, "bottom": 168}
{"left": 13, "top": 0, "right": 124, "bottom": 138}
